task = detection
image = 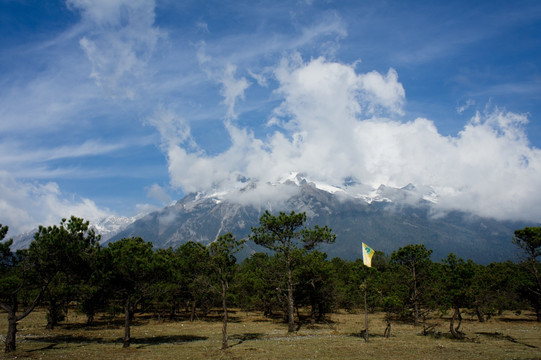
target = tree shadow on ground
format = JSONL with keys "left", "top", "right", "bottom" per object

{"left": 62, "top": 318, "right": 149, "bottom": 331}
{"left": 26, "top": 334, "right": 109, "bottom": 345}
{"left": 476, "top": 331, "right": 538, "bottom": 349}
{"left": 498, "top": 316, "right": 539, "bottom": 323}
{"left": 295, "top": 316, "right": 337, "bottom": 332}
{"left": 135, "top": 311, "right": 245, "bottom": 324}
{"left": 252, "top": 313, "right": 286, "bottom": 323}
{"left": 25, "top": 334, "right": 109, "bottom": 353}
{"left": 134, "top": 335, "right": 208, "bottom": 349}
{"left": 61, "top": 311, "right": 248, "bottom": 331}
{"left": 348, "top": 331, "right": 387, "bottom": 339}
{"left": 24, "top": 333, "right": 208, "bottom": 352}
{"left": 229, "top": 332, "right": 265, "bottom": 348}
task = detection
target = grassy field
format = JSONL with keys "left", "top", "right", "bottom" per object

{"left": 1, "top": 308, "right": 540, "bottom": 359}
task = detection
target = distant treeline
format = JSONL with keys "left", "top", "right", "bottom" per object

{"left": 0, "top": 214, "right": 540, "bottom": 352}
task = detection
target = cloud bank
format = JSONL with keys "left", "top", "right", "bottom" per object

{"left": 151, "top": 55, "right": 541, "bottom": 222}
{"left": 0, "top": 172, "right": 110, "bottom": 235}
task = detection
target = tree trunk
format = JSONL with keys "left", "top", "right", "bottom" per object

{"left": 5, "top": 311, "right": 18, "bottom": 353}
{"left": 46, "top": 298, "right": 58, "bottom": 330}
{"left": 413, "top": 301, "right": 420, "bottom": 326}
{"left": 221, "top": 282, "right": 228, "bottom": 350}
{"left": 309, "top": 280, "right": 317, "bottom": 325}
{"left": 412, "top": 264, "right": 419, "bottom": 326}
{"left": 169, "top": 302, "right": 177, "bottom": 320}
{"left": 318, "top": 301, "right": 325, "bottom": 321}
{"left": 2, "top": 277, "right": 54, "bottom": 353}
{"left": 190, "top": 300, "right": 197, "bottom": 322}
{"left": 475, "top": 305, "right": 485, "bottom": 323}
{"left": 450, "top": 307, "right": 464, "bottom": 339}
{"left": 86, "top": 312, "right": 94, "bottom": 326}
{"left": 310, "top": 301, "right": 317, "bottom": 325}
{"left": 286, "top": 262, "right": 295, "bottom": 333}
{"left": 123, "top": 298, "right": 132, "bottom": 348}
{"left": 383, "top": 315, "right": 391, "bottom": 338}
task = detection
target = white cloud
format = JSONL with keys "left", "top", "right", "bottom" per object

{"left": 152, "top": 55, "right": 541, "bottom": 223}
{"left": 68, "top": 0, "right": 163, "bottom": 99}
{"left": 359, "top": 69, "right": 405, "bottom": 115}
{"left": 196, "top": 41, "right": 212, "bottom": 65}
{"left": 196, "top": 21, "right": 209, "bottom": 33}
{"left": 135, "top": 203, "right": 161, "bottom": 214}
{"left": 0, "top": 140, "right": 127, "bottom": 165}
{"left": 220, "top": 63, "right": 250, "bottom": 120}
{"left": 146, "top": 106, "right": 195, "bottom": 150}
{"left": 0, "top": 171, "right": 111, "bottom": 235}
{"left": 195, "top": 44, "right": 250, "bottom": 120}
{"left": 457, "top": 99, "right": 475, "bottom": 114}
{"left": 0, "top": 137, "right": 154, "bottom": 181}
{"left": 146, "top": 183, "right": 171, "bottom": 205}
{"left": 0, "top": 66, "right": 100, "bottom": 133}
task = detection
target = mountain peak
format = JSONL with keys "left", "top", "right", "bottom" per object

{"left": 106, "top": 179, "right": 526, "bottom": 264}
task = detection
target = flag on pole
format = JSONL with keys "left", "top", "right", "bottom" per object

{"left": 362, "top": 242, "right": 375, "bottom": 267}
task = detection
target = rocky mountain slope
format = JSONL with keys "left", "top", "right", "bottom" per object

{"left": 108, "top": 176, "right": 528, "bottom": 264}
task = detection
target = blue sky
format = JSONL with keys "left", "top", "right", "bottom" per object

{"left": 1, "top": 0, "right": 540, "bottom": 235}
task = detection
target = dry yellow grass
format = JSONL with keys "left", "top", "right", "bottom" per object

{"left": 1, "top": 309, "right": 540, "bottom": 359}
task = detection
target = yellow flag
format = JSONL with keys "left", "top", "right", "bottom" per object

{"left": 362, "top": 242, "right": 375, "bottom": 267}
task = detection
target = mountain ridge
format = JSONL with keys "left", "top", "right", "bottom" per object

{"left": 107, "top": 178, "right": 530, "bottom": 264}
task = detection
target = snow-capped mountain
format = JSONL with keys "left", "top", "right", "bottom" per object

{"left": 9, "top": 230, "right": 36, "bottom": 250}
{"left": 7, "top": 174, "right": 530, "bottom": 263}
{"left": 9, "top": 214, "right": 142, "bottom": 250}
{"left": 91, "top": 214, "right": 145, "bottom": 243}
{"left": 108, "top": 175, "right": 528, "bottom": 264}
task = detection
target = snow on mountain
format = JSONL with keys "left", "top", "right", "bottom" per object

{"left": 91, "top": 214, "right": 145, "bottom": 243}
{"left": 7, "top": 173, "right": 440, "bottom": 251}
{"left": 108, "top": 174, "right": 528, "bottom": 264}
{"left": 9, "top": 173, "right": 442, "bottom": 250}
{"left": 274, "top": 172, "right": 437, "bottom": 205}
{"left": 7, "top": 213, "right": 144, "bottom": 250}
{"left": 189, "top": 172, "right": 438, "bottom": 210}
{"left": 355, "top": 183, "right": 439, "bottom": 205}
{"left": 277, "top": 172, "right": 344, "bottom": 194}
{"left": 9, "top": 230, "right": 35, "bottom": 250}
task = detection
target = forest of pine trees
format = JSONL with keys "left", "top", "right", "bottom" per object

{"left": 1, "top": 214, "right": 540, "bottom": 353}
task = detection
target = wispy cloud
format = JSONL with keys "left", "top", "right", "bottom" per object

{"left": 219, "top": 63, "right": 250, "bottom": 120}
{"left": 146, "top": 183, "right": 171, "bottom": 205}
{"left": 1, "top": 140, "right": 127, "bottom": 163}
{"left": 68, "top": 0, "right": 164, "bottom": 99}
{"left": 457, "top": 99, "right": 475, "bottom": 114}
{"left": 0, "top": 137, "right": 155, "bottom": 179}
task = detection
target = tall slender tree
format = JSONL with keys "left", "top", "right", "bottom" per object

{"left": 390, "top": 244, "right": 433, "bottom": 326}
{"left": 176, "top": 241, "right": 212, "bottom": 321}
{"left": 235, "top": 253, "right": 282, "bottom": 316}
{"left": 295, "top": 250, "right": 335, "bottom": 324}
{"left": 440, "top": 253, "right": 476, "bottom": 338}
{"left": 249, "top": 211, "right": 335, "bottom": 332}
{"left": 105, "top": 237, "right": 158, "bottom": 348}
{"left": 208, "top": 233, "right": 244, "bottom": 350}
{"left": 513, "top": 227, "right": 541, "bottom": 321}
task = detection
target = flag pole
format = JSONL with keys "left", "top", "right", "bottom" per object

{"left": 361, "top": 242, "right": 375, "bottom": 343}
{"left": 363, "top": 282, "right": 369, "bottom": 342}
